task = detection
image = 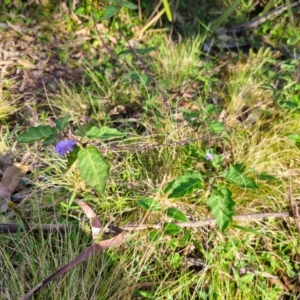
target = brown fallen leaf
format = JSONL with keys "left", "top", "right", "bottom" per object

{"left": 7, "top": 21, "right": 23, "bottom": 35}
{"left": 21, "top": 35, "right": 35, "bottom": 42}
{"left": 180, "top": 99, "right": 200, "bottom": 111}
{"left": 0, "top": 163, "right": 29, "bottom": 212}
{"left": 75, "top": 199, "right": 102, "bottom": 241}
{"left": 16, "top": 59, "right": 35, "bottom": 69}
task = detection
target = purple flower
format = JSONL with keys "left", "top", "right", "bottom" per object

{"left": 205, "top": 152, "right": 213, "bottom": 161}
{"left": 55, "top": 140, "right": 76, "bottom": 156}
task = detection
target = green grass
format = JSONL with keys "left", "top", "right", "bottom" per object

{"left": 1, "top": 1, "right": 300, "bottom": 299}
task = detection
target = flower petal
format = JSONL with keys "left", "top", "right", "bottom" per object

{"left": 205, "top": 153, "right": 213, "bottom": 161}
{"left": 55, "top": 140, "right": 76, "bottom": 156}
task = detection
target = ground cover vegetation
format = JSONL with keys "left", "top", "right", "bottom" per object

{"left": 1, "top": 0, "right": 300, "bottom": 299}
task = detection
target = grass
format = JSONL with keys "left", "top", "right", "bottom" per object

{"left": 1, "top": 1, "right": 300, "bottom": 299}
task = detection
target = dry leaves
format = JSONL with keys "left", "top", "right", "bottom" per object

{"left": 0, "top": 162, "right": 29, "bottom": 212}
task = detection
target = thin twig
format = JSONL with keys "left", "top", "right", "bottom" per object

{"left": 1, "top": 212, "right": 291, "bottom": 235}
{"left": 119, "top": 212, "right": 291, "bottom": 231}
{"left": 230, "top": 0, "right": 300, "bottom": 33}
{"left": 0, "top": 223, "right": 75, "bottom": 234}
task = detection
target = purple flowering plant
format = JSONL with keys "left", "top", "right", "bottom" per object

{"left": 205, "top": 152, "right": 213, "bottom": 161}
{"left": 55, "top": 140, "right": 77, "bottom": 156}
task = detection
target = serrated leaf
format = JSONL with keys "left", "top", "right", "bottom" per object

{"left": 55, "top": 115, "right": 71, "bottom": 131}
{"left": 222, "top": 165, "right": 258, "bottom": 189}
{"left": 163, "top": 223, "right": 182, "bottom": 235}
{"left": 166, "top": 207, "right": 188, "bottom": 222}
{"left": 164, "top": 172, "right": 203, "bottom": 198}
{"left": 17, "top": 126, "right": 57, "bottom": 143}
{"left": 208, "top": 120, "right": 225, "bottom": 134}
{"left": 207, "top": 185, "right": 235, "bottom": 232}
{"left": 86, "top": 126, "right": 125, "bottom": 140}
{"left": 103, "top": 5, "right": 118, "bottom": 19}
{"left": 78, "top": 146, "right": 110, "bottom": 194}
{"left": 137, "top": 198, "right": 161, "bottom": 211}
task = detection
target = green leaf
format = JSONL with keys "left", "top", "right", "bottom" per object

{"left": 163, "top": 223, "right": 183, "bottom": 235}
{"left": 207, "top": 185, "right": 235, "bottom": 232}
{"left": 287, "top": 35, "right": 299, "bottom": 46}
{"left": 149, "top": 230, "right": 163, "bottom": 242}
{"left": 164, "top": 172, "right": 203, "bottom": 198}
{"left": 208, "top": 120, "right": 225, "bottom": 134}
{"left": 117, "top": 49, "right": 133, "bottom": 56}
{"left": 287, "top": 133, "right": 300, "bottom": 144}
{"left": 162, "top": 0, "right": 172, "bottom": 21}
{"left": 75, "top": 122, "right": 95, "bottom": 137}
{"left": 232, "top": 163, "right": 246, "bottom": 173}
{"left": 43, "top": 134, "right": 57, "bottom": 146}
{"left": 277, "top": 99, "right": 298, "bottom": 110}
{"left": 210, "top": 0, "right": 242, "bottom": 30}
{"left": 239, "top": 273, "right": 255, "bottom": 283}
{"left": 168, "top": 253, "right": 181, "bottom": 269}
{"left": 119, "top": 1, "right": 138, "bottom": 9}
{"left": 103, "top": 5, "right": 118, "bottom": 19}
{"left": 125, "top": 71, "right": 140, "bottom": 81}
{"left": 257, "top": 172, "right": 279, "bottom": 182}
{"left": 222, "top": 165, "right": 258, "bottom": 189}
{"left": 17, "top": 126, "right": 57, "bottom": 143}
{"left": 55, "top": 115, "right": 71, "bottom": 131}
{"left": 75, "top": 7, "right": 85, "bottom": 14}
{"left": 136, "top": 47, "right": 156, "bottom": 55}
{"left": 66, "top": 145, "right": 80, "bottom": 169}
{"left": 182, "top": 110, "right": 201, "bottom": 127}
{"left": 137, "top": 198, "right": 161, "bottom": 211}
{"left": 139, "top": 75, "right": 151, "bottom": 85}
{"left": 93, "top": 11, "right": 101, "bottom": 22}
{"left": 78, "top": 146, "right": 110, "bottom": 194}
{"left": 86, "top": 126, "right": 125, "bottom": 140}
{"left": 166, "top": 207, "right": 188, "bottom": 222}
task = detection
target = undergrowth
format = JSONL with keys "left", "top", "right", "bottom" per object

{"left": 1, "top": 1, "right": 300, "bottom": 299}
